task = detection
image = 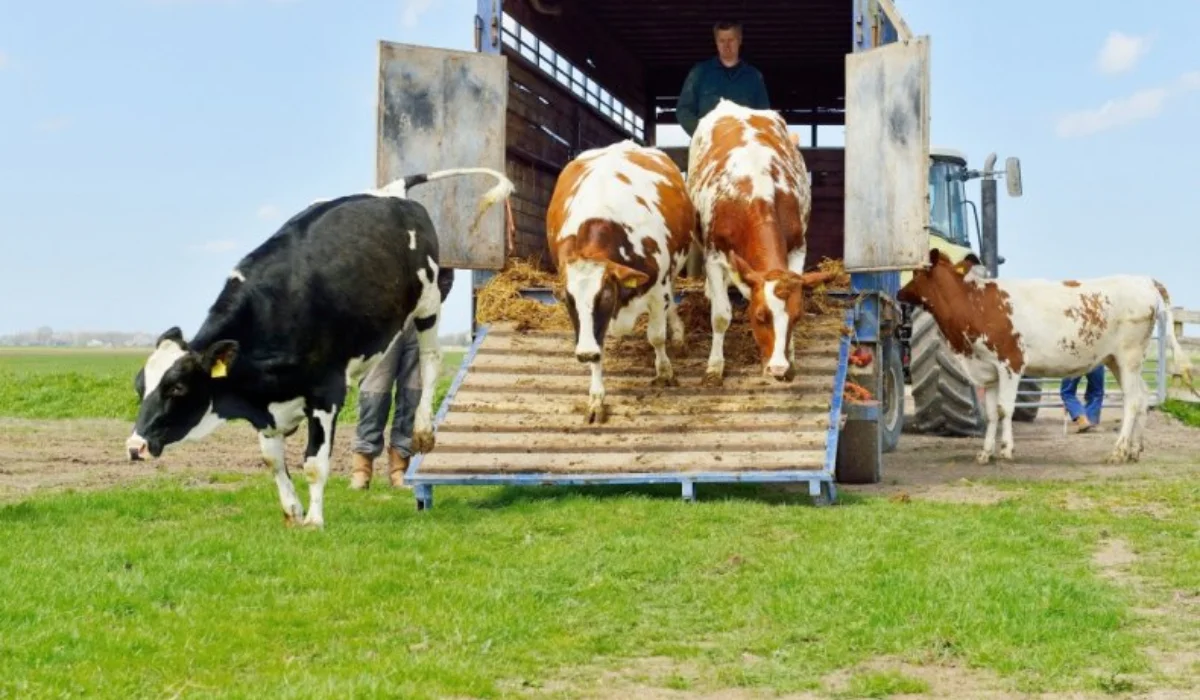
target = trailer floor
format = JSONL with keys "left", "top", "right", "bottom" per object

{"left": 406, "top": 317, "right": 852, "bottom": 507}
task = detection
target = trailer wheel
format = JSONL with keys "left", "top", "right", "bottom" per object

{"left": 908, "top": 309, "right": 986, "bottom": 437}
{"left": 881, "top": 338, "right": 904, "bottom": 453}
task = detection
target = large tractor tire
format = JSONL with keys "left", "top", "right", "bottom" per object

{"left": 908, "top": 309, "right": 986, "bottom": 437}
{"left": 1013, "top": 378, "right": 1042, "bottom": 423}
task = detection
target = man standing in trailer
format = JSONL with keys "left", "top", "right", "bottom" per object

{"left": 675, "top": 20, "right": 771, "bottom": 137}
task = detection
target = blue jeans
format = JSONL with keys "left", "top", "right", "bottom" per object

{"left": 352, "top": 325, "right": 421, "bottom": 458}
{"left": 1060, "top": 365, "right": 1106, "bottom": 424}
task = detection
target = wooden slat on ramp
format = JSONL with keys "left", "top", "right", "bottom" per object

{"left": 413, "top": 319, "right": 848, "bottom": 478}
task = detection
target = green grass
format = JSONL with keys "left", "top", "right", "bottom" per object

{"left": 0, "top": 347, "right": 465, "bottom": 424}
{"left": 2, "top": 474, "right": 1189, "bottom": 698}
{"left": 1161, "top": 398, "right": 1200, "bottom": 427}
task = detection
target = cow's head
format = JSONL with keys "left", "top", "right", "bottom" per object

{"left": 125, "top": 327, "right": 238, "bottom": 460}
{"left": 560, "top": 252, "right": 650, "bottom": 363}
{"left": 729, "top": 252, "right": 806, "bottom": 380}
{"left": 897, "top": 249, "right": 979, "bottom": 310}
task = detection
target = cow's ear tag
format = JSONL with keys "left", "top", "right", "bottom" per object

{"left": 211, "top": 360, "right": 228, "bottom": 379}
{"left": 621, "top": 276, "right": 640, "bottom": 289}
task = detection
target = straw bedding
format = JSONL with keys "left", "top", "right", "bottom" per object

{"left": 474, "top": 256, "right": 857, "bottom": 371}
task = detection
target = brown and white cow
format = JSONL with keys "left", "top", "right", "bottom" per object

{"left": 898, "top": 249, "right": 1195, "bottom": 464}
{"left": 686, "top": 98, "right": 814, "bottom": 386}
{"left": 546, "top": 140, "right": 697, "bottom": 423}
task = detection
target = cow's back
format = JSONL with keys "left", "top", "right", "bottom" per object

{"left": 686, "top": 99, "right": 810, "bottom": 252}
{"left": 991, "top": 274, "right": 1162, "bottom": 373}
{"left": 547, "top": 140, "right": 693, "bottom": 264}
{"left": 208, "top": 194, "right": 438, "bottom": 370}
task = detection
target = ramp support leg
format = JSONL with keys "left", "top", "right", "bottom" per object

{"left": 681, "top": 480, "right": 696, "bottom": 502}
{"left": 810, "top": 479, "right": 836, "bottom": 507}
{"left": 414, "top": 484, "right": 434, "bottom": 512}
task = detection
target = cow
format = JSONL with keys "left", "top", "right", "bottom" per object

{"left": 125, "top": 167, "right": 514, "bottom": 528}
{"left": 897, "top": 249, "right": 1195, "bottom": 465}
{"left": 686, "top": 98, "right": 815, "bottom": 387}
{"left": 545, "top": 140, "right": 697, "bottom": 424}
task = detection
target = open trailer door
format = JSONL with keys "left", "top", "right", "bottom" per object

{"left": 376, "top": 41, "right": 508, "bottom": 270}
{"left": 842, "top": 36, "right": 931, "bottom": 272}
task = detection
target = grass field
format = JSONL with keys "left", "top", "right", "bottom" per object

{"left": 2, "top": 349, "right": 1198, "bottom": 698}
{"left": 0, "top": 346, "right": 466, "bottom": 425}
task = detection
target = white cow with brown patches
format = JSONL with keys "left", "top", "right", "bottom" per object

{"left": 898, "top": 249, "right": 1195, "bottom": 465}
{"left": 687, "top": 98, "right": 831, "bottom": 386}
{"left": 546, "top": 140, "right": 698, "bottom": 423}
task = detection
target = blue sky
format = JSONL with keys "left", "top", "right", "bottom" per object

{"left": 2, "top": 0, "right": 1198, "bottom": 339}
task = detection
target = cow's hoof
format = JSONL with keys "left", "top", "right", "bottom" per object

{"left": 412, "top": 430, "right": 436, "bottom": 454}
{"left": 650, "top": 375, "right": 679, "bottom": 389}
{"left": 700, "top": 372, "right": 724, "bottom": 388}
{"left": 302, "top": 515, "right": 325, "bottom": 530}
{"left": 975, "top": 450, "right": 993, "bottom": 465}
{"left": 999, "top": 447, "right": 1014, "bottom": 461}
{"left": 283, "top": 506, "right": 305, "bottom": 527}
{"left": 586, "top": 402, "right": 608, "bottom": 425}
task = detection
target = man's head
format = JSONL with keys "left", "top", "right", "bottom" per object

{"left": 713, "top": 21, "right": 743, "bottom": 67}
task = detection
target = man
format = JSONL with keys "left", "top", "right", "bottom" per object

{"left": 350, "top": 269, "right": 455, "bottom": 489}
{"left": 1061, "top": 365, "right": 1106, "bottom": 433}
{"left": 675, "top": 20, "right": 771, "bottom": 137}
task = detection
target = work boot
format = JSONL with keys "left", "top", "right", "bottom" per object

{"left": 1073, "top": 416, "right": 1095, "bottom": 433}
{"left": 387, "top": 446, "right": 411, "bottom": 489}
{"left": 350, "top": 452, "right": 374, "bottom": 490}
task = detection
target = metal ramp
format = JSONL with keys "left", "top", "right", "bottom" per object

{"left": 405, "top": 305, "right": 854, "bottom": 508}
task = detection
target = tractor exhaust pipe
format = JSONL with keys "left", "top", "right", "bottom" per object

{"left": 980, "top": 153, "right": 999, "bottom": 280}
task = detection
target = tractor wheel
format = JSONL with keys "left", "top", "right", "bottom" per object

{"left": 908, "top": 309, "right": 986, "bottom": 437}
{"left": 1013, "top": 378, "right": 1042, "bottom": 422}
{"left": 880, "top": 338, "right": 904, "bottom": 453}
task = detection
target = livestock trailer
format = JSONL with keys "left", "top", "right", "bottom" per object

{"left": 376, "top": 0, "right": 931, "bottom": 507}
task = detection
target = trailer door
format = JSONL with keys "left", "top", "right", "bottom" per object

{"left": 842, "top": 36, "right": 931, "bottom": 272}
{"left": 376, "top": 41, "right": 508, "bottom": 271}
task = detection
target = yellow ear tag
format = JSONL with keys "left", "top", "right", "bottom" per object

{"left": 622, "top": 276, "right": 641, "bottom": 289}
{"left": 211, "top": 359, "right": 228, "bottom": 379}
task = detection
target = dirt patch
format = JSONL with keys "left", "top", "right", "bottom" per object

{"left": 900, "top": 479, "right": 1016, "bottom": 506}
{"left": 0, "top": 418, "right": 362, "bottom": 502}
{"left": 507, "top": 656, "right": 823, "bottom": 699}
{"left": 844, "top": 409, "right": 1200, "bottom": 501}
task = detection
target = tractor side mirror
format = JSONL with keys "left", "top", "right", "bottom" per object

{"left": 1005, "top": 157, "right": 1023, "bottom": 198}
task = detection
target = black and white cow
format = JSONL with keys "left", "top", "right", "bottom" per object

{"left": 126, "top": 167, "right": 514, "bottom": 528}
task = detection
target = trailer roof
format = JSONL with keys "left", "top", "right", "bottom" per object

{"left": 585, "top": 0, "right": 853, "bottom": 125}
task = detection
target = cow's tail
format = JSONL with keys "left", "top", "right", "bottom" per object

{"left": 380, "top": 167, "right": 515, "bottom": 236}
{"left": 1154, "top": 280, "right": 1199, "bottom": 399}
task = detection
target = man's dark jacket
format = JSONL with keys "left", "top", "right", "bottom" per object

{"left": 675, "top": 57, "right": 770, "bottom": 136}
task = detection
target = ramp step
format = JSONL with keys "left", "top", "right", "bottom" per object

{"left": 461, "top": 372, "right": 835, "bottom": 394}
{"left": 469, "top": 353, "right": 841, "bottom": 376}
{"left": 437, "top": 412, "right": 831, "bottom": 434}
{"left": 448, "top": 391, "right": 831, "bottom": 416}
{"left": 433, "top": 429, "right": 830, "bottom": 453}
{"left": 416, "top": 449, "right": 828, "bottom": 475}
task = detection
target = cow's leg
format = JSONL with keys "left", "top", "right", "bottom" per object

{"left": 977, "top": 384, "right": 1000, "bottom": 464}
{"left": 302, "top": 395, "right": 341, "bottom": 529}
{"left": 586, "top": 360, "right": 607, "bottom": 424}
{"left": 995, "top": 371, "right": 1021, "bottom": 461}
{"left": 1106, "top": 353, "right": 1144, "bottom": 464}
{"left": 648, "top": 287, "right": 678, "bottom": 388}
{"left": 666, "top": 288, "right": 686, "bottom": 353}
{"left": 703, "top": 252, "right": 732, "bottom": 387}
{"left": 260, "top": 432, "right": 304, "bottom": 525}
{"left": 410, "top": 270, "right": 444, "bottom": 453}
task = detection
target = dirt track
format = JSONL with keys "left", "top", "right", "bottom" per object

{"left": 2, "top": 403, "right": 1196, "bottom": 503}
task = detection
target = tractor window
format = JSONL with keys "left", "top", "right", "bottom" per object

{"left": 928, "top": 161, "right": 971, "bottom": 248}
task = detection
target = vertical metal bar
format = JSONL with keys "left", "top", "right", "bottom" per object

{"left": 681, "top": 481, "right": 695, "bottom": 502}
{"left": 1157, "top": 309, "right": 1168, "bottom": 405}
{"left": 980, "top": 154, "right": 999, "bottom": 279}
{"left": 811, "top": 123, "right": 818, "bottom": 147}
